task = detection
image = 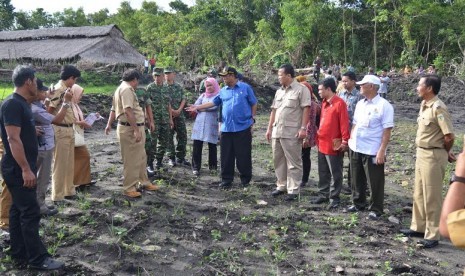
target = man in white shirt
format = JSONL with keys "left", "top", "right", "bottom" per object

{"left": 347, "top": 75, "right": 394, "bottom": 220}
{"left": 378, "top": 69, "right": 390, "bottom": 99}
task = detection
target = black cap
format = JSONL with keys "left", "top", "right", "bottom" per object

{"left": 37, "top": 79, "right": 48, "bottom": 91}
{"left": 218, "top": 66, "right": 238, "bottom": 76}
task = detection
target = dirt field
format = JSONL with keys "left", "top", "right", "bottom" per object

{"left": 1, "top": 77, "right": 465, "bottom": 275}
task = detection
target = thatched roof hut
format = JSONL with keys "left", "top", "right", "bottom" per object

{"left": 0, "top": 25, "right": 144, "bottom": 65}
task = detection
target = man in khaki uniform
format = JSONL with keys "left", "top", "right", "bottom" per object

{"left": 400, "top": 74, "right": 455, "bottom": 248}
{"left": 105, "top": 69, "right": 159, "bottom": 198}
{"left": 47, "top": 65, "right": 81, "bottom": 203}
{"left": 266, "top": 64, "right": 311, "bottom": 201}
{"left": 440, "top": 136, "right": 465, "bottom": 252}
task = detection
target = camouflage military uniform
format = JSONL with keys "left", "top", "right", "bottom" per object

{"left": 145, "top": 83, "right": 171, "bottom": 165}
{"left": 165, "top": 82, "right": 187, "bottom": 160}
{"left": 134, "top": 87, "right": 151, "bottom": 115}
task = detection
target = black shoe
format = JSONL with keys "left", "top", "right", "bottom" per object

{"left": 271, "top": 190, "right": 286, "bottom": 197}
{"left": 327, "top": 201, "right": 340, "bottom": 210}
{"left": 417, "top": 239, "right": 439, "bottom": 248}
{"left": 311, "top": 197, "right": 328, "bottom": 204}
{"left": 146, "top": 166, "right": 156, "bottom": 177}
{"left": 399, "top": 229, "right": 424, "bottom": 238}
{"left": 64, "top": 195, "right": 77, "bottom": 200}
{"left": 284, "top": 194, "right": 298, "bottom": 201}
{"left": 192, "top": 170, "right": 199, "bottom": 176}
{"left": 168, "top": 159, "right": 176, "bottom": 167}
{"left": 29, "top": 257, "right": 64, "bottom": 270}
{"left": 41, "top": 208, "right": 58, "bottom": 216}
{"left": 176, "top": 158, "right": 191, "bottom": 166}
{"left": 346, "top": 205, "right": 364, "bottom": 213}
{"left": 300, "top": 181, "right": 307, "bottom": 187}
{"left": 219, "top": 182, "right": 232, "bottom": 189}
{"left": 241, "top": 181, "right": 250, "bottom": 187}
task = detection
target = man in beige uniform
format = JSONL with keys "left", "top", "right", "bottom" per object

{"left": 47, "top": 65, "right": 80, "bottom": 203}
{"left": 105, "top": 69, "right": 158, "bottom": 198}
{"left": 266, "top": 64, "right": 311, "bottom": 201}
{"left": 400, "top": 74, "right": 455, "bottom": 248}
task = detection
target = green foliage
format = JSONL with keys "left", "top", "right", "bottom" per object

{"left": 0, "top": 0, "right": 14, "bottom": 30}
{"left": 4, "top": 0, "right": 465, "bottom": 74}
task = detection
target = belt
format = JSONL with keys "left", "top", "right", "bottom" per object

{"left": 55, "top": 123, "right": 73, "bottom": 127}
{"left": 418, "top": 146, "right": 442, "bottom": 150}
{"left": 118, "top": 121, "right": 144, "bottom": 127}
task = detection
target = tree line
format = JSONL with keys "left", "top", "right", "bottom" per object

{"left": 1, "top": 0, "right": 464, "bottom": 75}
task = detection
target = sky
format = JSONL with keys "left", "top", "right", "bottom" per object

{"left": 10, "top": 0, "right": 194, "bottom": 14}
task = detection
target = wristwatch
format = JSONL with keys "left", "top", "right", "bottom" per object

{"left": 450, "top": 173, "right": 465, "bottom": 185}
{"left": 62, "top": 102, "right": 71, "bottom": 109}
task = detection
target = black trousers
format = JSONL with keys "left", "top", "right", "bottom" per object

{"left": 220, "top": 128, "right": 252, "bottom": 184}
{"left": 301, "top": 147, "right": 311, "bottom": 183}
{"left": 349, "top": 149, "right": 385, "bottom": 214}
{"left": 3, "top": 170, "right": 48, "bottom": 266}
{"left": 192, "top": 140, "right": 217, "bottom": 171}
{"left": 313, "top": 68, "right": 320, "bottom": 83}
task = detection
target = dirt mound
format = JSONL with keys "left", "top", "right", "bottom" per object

{"left": 388, "top": 75, "right": 465, "bottom": 105}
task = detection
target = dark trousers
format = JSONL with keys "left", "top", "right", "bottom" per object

{"left": 313, "top": 68, "right": 320, "bottom": 83}
{"left": 220, "top": 128, "right": 252, "bottom": 184}
{"left": 301, "top": 147, "right": 311, "bottom": 183}
{"left": 3, "top": 171, "right": 48, "bottom": 266}
{"left": 349, "top": 149, "right": 385, "bottom": 214}
{"left": 317, "top": 151, "right": 343, "bottom": 202}
{"left": 192, "top": 140, "right": 217, "bottom": 171}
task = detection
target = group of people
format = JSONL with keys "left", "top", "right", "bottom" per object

{"left": 0, "top": 62, "right": 464, "bottom": 272}
{"left": 0, "top": 65, "right": 98, "bottom": 270}
{"left": 266, "top": 64, "right": 464, "bottom": 252}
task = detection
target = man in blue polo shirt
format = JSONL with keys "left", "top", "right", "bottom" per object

{"left": 186, "top": 66, "right": 257, "bottom": 188}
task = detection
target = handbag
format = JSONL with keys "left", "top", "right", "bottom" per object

{"left": 73, "top": 124, "right": 85, "bottom": 147}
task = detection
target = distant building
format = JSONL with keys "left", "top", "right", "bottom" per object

{"left": 0, "top": 24, "right": 144, "bottom": 66}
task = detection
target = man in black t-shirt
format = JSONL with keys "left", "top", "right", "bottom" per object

{"left": 0, "top": 65, "right": 63, "bottom": 270}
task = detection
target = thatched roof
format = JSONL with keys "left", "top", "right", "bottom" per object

{"left": 0, "top": 25, "right": 145, "bottom": 65}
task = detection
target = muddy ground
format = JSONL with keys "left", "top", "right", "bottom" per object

{"left": 1, "top": 76, "right": 465, "bottom": 275}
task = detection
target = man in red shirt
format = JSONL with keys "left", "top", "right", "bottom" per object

{"left": 312, "top": 78, "right": 350, "bottom": 209}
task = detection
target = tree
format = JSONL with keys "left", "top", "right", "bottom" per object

{"left": 0, "top": 0, "right": 15, "bottom": 30}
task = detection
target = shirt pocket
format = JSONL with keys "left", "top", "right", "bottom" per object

{"left": 285, "top": 95, "right": 299, "bottom": 108}
{"left": 284, "top": 120, "right": 300, "bottom": 128}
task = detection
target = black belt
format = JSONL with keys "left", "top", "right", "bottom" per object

{"left": 418, "top": 146, "right": 442, "bottom": 150}
{"left": 118, "top": 121, "right": 144, "bottom": 127}
{"left": 55, "top": 123, "right": 73, "bottom": 127}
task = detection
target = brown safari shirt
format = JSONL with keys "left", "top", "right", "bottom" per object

{"left": 112, "top": 82, "right": 145, "bottom": 124}
{"left": 415, "top": 96, "right": 453, "bottom": 149}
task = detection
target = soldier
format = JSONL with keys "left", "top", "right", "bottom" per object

{"left": 146, "top": 68, "right": 173, "bottom": 173}
{"left": 132, "top": 79, "right": 155, "bottom": 176}
{"left": 105, "top": 69, "right": 159, "bottom": 198}
{"left": 164, "top": 68, "right": 190, "bottom": 166}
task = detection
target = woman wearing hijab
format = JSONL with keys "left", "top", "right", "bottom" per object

{"left": 190, "top": 78, "right": 220, "bottom": 176}
{"left": 71, "top": 84, "right": 94, "bottom": 188}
